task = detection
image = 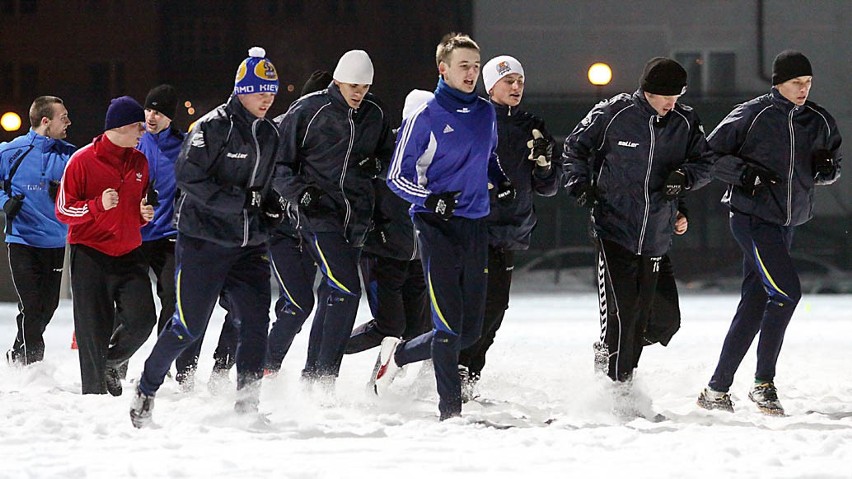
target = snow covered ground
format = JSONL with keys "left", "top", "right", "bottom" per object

{"left": 2, "top": 293, "right": 851, "bottom": 478}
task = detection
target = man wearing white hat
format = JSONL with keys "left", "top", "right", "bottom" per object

{"left": 273, "top": 49, "right": 393, "bottom": 385}
{"left": 457, "top": 55, "right": 559, "bottom": 400}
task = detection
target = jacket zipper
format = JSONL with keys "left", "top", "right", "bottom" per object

{"left": 241, "top": 119, "right": 262, "bottom": 247}
{"left": 637, "top": 117, "right": 656, "bottom": 254}
{"left": 340, "top": 109, "right": 355, "bottom": 239}
{"left": 785, "top": 108, "right": 796, "bottom": 226}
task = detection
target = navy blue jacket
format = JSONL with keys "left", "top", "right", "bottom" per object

{"left": 174, "top": 95, "right": 279, "bottom": 247}
{"left": 0, "top": 129, "right": 75, "bottom": 248}
{"left": 488, "top": 103, "right": 559, "bottom": 250}
{"left": 274, "top": 83, "right": 393, "bottom": 247}
{"left": 709, "top": 88, "right": 842, "bottom": 226}
{"left": 563, "top": 90, "right": 714, "bottom": 256}
{"left": 138, "top": 126, "right": 185, "bottom": 242}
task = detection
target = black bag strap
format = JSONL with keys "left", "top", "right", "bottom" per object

{"left": 3, "top": 145, "right": 35, "bottom": 196}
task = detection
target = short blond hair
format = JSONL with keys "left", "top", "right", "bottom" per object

{"left": 435, "top": 33, "right": 479, "bottom": 67}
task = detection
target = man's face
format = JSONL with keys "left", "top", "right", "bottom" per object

{"left": 44, "top": 103, "right": 71, "bottom": 140}
{"left": 335, "top": 81, "right": 371, "bottom": 109}
{"left": 144, "top": 108, "right": 172, "bottom": 134}
{"left": 439, "top": 48, "right": 481, "bottom": 94}
{"left": 112, "top": 122, "right": 145, "bottom": 147}
{"left": 776, "top": 75, "right": 812, "bottom": 106}
{"left": 644, "top": 92, "right": 680, "bottom": 117}
{"left": 490, "top": 73, "right": 524, "bottom": 107}
{"left": 238, "top": 92, "right": 276, "bottom": 118}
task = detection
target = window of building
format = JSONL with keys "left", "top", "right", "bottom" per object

{"left": 675, "top": 51, "right": 736, "bottom": 97}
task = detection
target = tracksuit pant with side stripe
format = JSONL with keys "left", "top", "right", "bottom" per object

{"left": 6, "top": 244, "right": 65, "bottom": 364}
{"left": 708, "top": 212, "right": 801, "bottom": 392}
{"left": 596, "top": 238, "right": 662, "bottom": 382}
{"left": 138, "top": 235, "right": 270, "bottom": 397}
{"left": 301, "top": 231, "right": 360, "bottom": 379}
{"left": 393, "top": 214, "right": 488, "bottom": 420}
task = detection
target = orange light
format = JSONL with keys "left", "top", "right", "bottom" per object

{"left": 1, "top": 112, "right": 22, "bottom": 132}
{"left": 588, "top": 63, "right": 613, "bottom": 86}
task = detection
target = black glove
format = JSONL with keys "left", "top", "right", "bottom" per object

{"left": 575, "top": 183, "right": 601, "bottom": 208}
{"left": 355, "top": 156, "right": 383, "bottom": 178}
{"left": 663, "top": 169, "right": 687, "bottom": 199}
{"left": 741, "top": 163, "right": 781, "bottom": 196}
{"left": 262, "top": 193, "right": 286, "bottom": 222}
{"left": 145, "top": 183, "right": 160, "bottom": 207}
{"left": 48, "top": 180, "right": 60, "bottom": 202}
{"left": 245, "top": 188, "right": 263, "bottom": 210}
{"left": 298, "top": 185, "right": 325, "bottom": 214}
{"left": 812, "top": 149, "right": 836, "bottom": 177}
{"left": 3, "top": 194, "right": 24, "bottom": 219}
{"left": 527, "top": 129, "right": 552, "bottom": 168}
{"left": 424, "top": 191, "right": 460, "bottom": 220}
{"left": 495, "top": 181, "right": 516, "bottom": 204}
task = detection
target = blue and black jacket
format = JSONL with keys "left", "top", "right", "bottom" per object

{"left": 273, "top": 83, "right": 393, "bottom": 247}
{"left": 0, "top": 129, "right": 75, "bottom": 248}
{"left": 487, "top": 103, "right": 559, "bottom": 250}
{"left": 388, "top": 78, "right": 508, "bottom": 220}
{"left": 137, "top": 126, "right": 185, "bottom": 242}
{"left": 174, "top": 95, "right": 279, "bottom": 248}
{"left": 563, "top": 90, "right": 714, "bottom": 256}
{"left": 709, "top": 88, "right": 842, "bottom": 226}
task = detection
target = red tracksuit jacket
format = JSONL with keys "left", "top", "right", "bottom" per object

{"left": 56, "top": 133, "right": 149, "bottom": 256}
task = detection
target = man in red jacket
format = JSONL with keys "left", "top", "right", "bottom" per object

{"left": 56, "top": 96, "right": 157, "bottom": 395}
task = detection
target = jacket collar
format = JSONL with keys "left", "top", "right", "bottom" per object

{"left": 491, "top": 102, "right": 519, "bottom": 118}
{"left": 633, "top": 89, "right": 674, "bottom": 127}
{"left": 25, "top": 129, "right": 57, "bottom": 153}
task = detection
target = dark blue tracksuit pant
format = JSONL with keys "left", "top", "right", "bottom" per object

{"left": 709, "top": 212, "right": 801, "bottom": 392}
{"left": 345, "top": 254, "right": 429, "bottom": 354}
{"left": 265, "top": 233, "right": 317, "bottom": 371}
{"left": 394, "top": 214, "right": 488, "bottom": 420}
{"left": 138, "top": 235, "right": 271, "bottom": 396}
{"left": 301, "top": 231, "right": 361, "bottom": 379}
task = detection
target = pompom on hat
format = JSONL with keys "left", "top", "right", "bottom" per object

{"left": 772, "top": 50, "right": 812, "bottom": 85}
{"left": 482, "top": 55, "right": 525, "bottom": 93}
{"left": 234, "top": 47, "right": 279, "bottom": 95}
{"left": 333, "top": 50, "right": 374, "bottom": 85}
{"left": 104, "top": 96, "right": 144, "bottom": 131}
{"left": 640, "top": 57, "right": 688, "bottom": 96}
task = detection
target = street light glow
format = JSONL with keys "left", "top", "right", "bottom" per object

{"left": 588, "top": 63, "right": 613, "bottom": 86}
{"left": 1, "top": 112, "right": 22, "bottom": 132}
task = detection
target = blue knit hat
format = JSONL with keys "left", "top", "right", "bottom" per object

{"left": 104, "top": 96, "right": 144, "bottom": 131}
{"left": 234, "top": 47, "right": 279, "bottom": 95}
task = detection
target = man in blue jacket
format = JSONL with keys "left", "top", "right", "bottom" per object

{"left": 375, "top": 33, "right": 514, "bottom": 420}
{"left": 273, "top": 50, "right": 393, "bottom": 385}
{"left": 135, "top": 84, "right": 184, "bottom": 336}
{"left": 1, "top": 96, "right": 75, "bottom": 365}
{"left": 458, "top": 55, "right": 559, "bottom": 400}
{"left": 131, "top": 47, "right": 280, "bottom": 427}
{"left": 563, "top": 58, "right": 713, "bottom": 395}
{"left": 697, "top": 51, "right": 842, "bottom": 416}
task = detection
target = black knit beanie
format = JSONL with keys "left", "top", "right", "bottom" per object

{"left": 640, "top": 57, "right": 687, "bottom": 96}
{"left": 772, "top": 50, "right": 812, "bottom": 85}
{"left": 144, "top": 84, "right": 178, "bottom": 120}
{"left": 301, "top": 70, "right": 333, "bottom": 96}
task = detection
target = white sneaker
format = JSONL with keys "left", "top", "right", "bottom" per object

{"left": 129, "top": 387, "right": 155, "bottom": 429}
{"left": 372, "top": 337, "right": 402, "bottom": 396}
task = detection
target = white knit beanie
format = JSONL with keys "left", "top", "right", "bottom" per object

{"left": 402, "top": 90, "right": 434, "bottom": 120}
{"left": 333, "top": 50, "right": 374, "bottom": 85}
{"left": 482, "top": 55, "right": 525, "bottom": 93}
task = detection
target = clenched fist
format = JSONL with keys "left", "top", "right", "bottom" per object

{"left": 140, "top": 198, "right": 155, "bottom": 222}
{"left": 102, "top": 188, "right": 119, "bottom": 210}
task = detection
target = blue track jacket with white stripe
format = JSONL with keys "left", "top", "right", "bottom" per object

{"left": 387, "top": 78, "right": 506, "bottom": 220}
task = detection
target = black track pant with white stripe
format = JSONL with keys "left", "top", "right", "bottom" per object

{"left": 596, "top": 238, "right": 661, "bottom": 382}
{"left": 7, "top": 244, "right": 65, "bottom": 364}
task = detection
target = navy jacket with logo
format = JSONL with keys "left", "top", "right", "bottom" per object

{"left": 709, "top": 88, "right": 842, "bottom": 226}
{"left": 563, "top": 90, "right": 714, "bottom": 256}
{"left": 174, "top": 95, "right": 279, "bottom": 248}
{"left": 488, "top": 103, "right": 559, "bottom": 250}
{"left": 273, "top": 83, "right": 393, "bottom": 247}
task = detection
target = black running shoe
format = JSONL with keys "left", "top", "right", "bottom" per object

{"left": 697, "top": 387, "right": 734, "bottom": 412}
{"left": 749, "top": 382, "right": 785, "bottom": 416}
